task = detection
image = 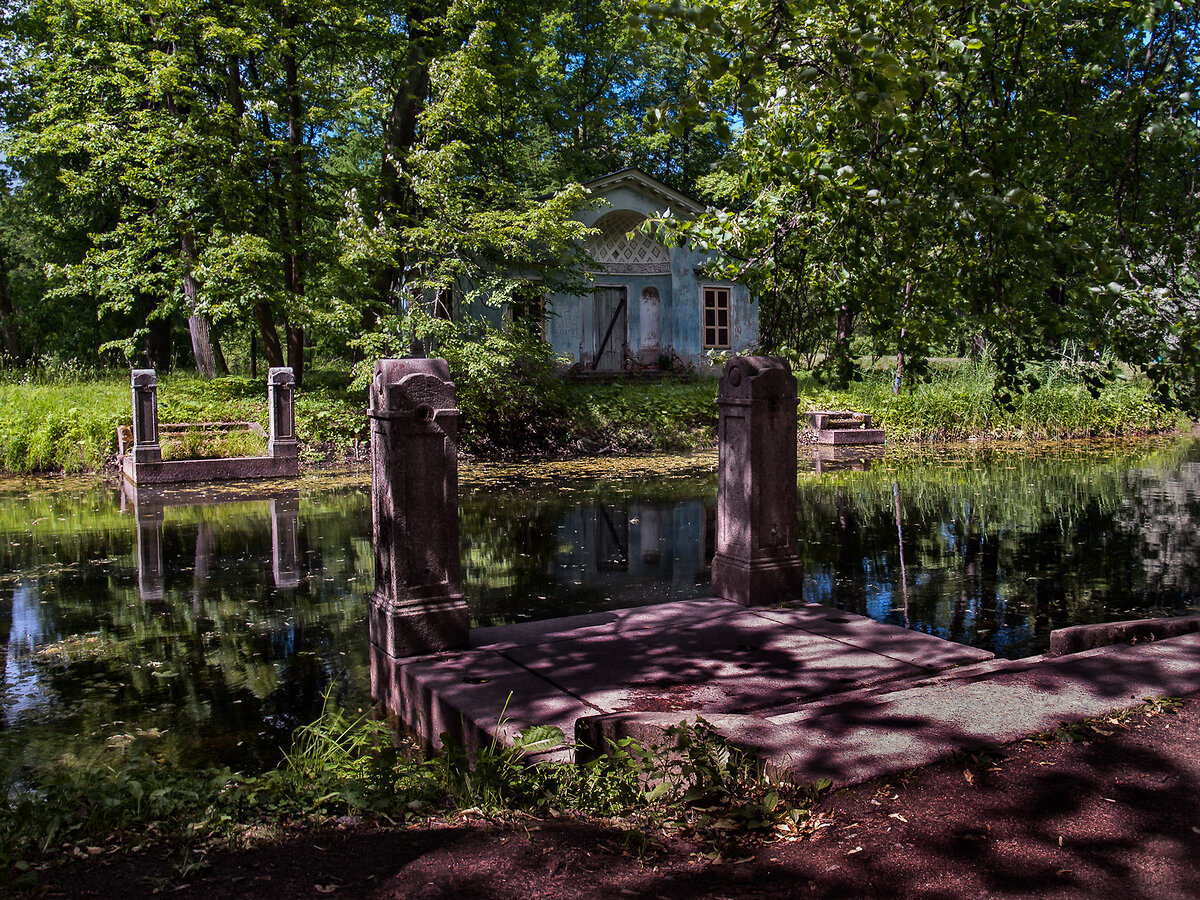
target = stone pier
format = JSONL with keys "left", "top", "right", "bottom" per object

{"left": 268, "top": 367, "right": 298, "bottom": 460}
{"left": 121, "top": 368, "right": 300, "bottom": 484}
{"left": 367, "top": 358, "right": 469, "bottom": 660}
{"left": 710, "top": 355, "right": 804, "bottom": 606}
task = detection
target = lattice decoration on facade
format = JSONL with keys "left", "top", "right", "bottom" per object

{"left": 585, "top": 211, "right": 671, "bottom": 275}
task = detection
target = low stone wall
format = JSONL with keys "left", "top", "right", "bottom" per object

{"left": 1048, "top": 613, "right": 1200, "bottom": 657}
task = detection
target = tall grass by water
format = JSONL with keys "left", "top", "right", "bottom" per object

{"left": 810, "top": 359, "right": 1181, "bottom": 441}
{"left": 566, "top": 359, "right": 1180, "bottom": 451}
{"left": 0, "top": 368, "right": 365, "bottom": 474}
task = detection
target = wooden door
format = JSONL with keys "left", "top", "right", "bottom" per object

{"left": 591, "top": 286, "right": 627, "bottom": 372}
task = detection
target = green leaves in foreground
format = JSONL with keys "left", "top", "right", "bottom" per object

{"left": 0, "top": 696, "right": 819, "bottom": 876}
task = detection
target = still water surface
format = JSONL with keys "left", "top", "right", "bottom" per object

{"left": 2, "top": 438, "right": 1198, "bottom": 771}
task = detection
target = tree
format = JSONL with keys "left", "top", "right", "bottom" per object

{"left": 1, "top": 0, "right": 733, "bottom": 374}
{"left": 4, "top": 0, "right": 369, "bottom": 381}
{"left": 645, "top": 0, "right": 1200, "bottom": 405}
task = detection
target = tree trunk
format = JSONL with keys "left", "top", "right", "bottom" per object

{"left": 254, "top": 301, "right": 285, "bottom": 367}
{"left": 0, "top": 243, "right": 22, "bottom": 360}
{"left": 281, "top": 25, "right": 306, "bottom": 387}
{"left": 187, "top": 314, "right": 218, "bottom": 378}
{"left": 433, "top": 287, "right": 453, "bottom": 320}
{"left": 374, "top": 4, "right": 435, "bottom": 309}
{"left": 286, "top": 320, "right": 304, "bottom": 384}
{"left": 181, "top": 232, "right": 217, "bottom": 378}
{"left": 894, "top": 280, "right": 913, "bottom": 395}
{"left": 212, "top": 333, "right": 229, "bottom": 376}
{"left": 832, "top": 302, "right": 855, "bottom": 386}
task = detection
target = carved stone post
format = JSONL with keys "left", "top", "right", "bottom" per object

{"left": 268, "top": 367, "right": 298, "bottom": 459}
{"left": 130, "top": 369, "right": 162, "bottom": 463}
{"left": 368, "top": 358, "right": 468, "bottom": 657}
{"left": 711, "top": 356, "right": 803, "bottom": 606}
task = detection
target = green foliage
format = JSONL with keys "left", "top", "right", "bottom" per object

{"left": 0, "top": 368, "right": 368, "bottom": 473}
{"left": 160, "top": 428, "right": 267, "bottom": 462}
{"left": 355, "top": 313, "right": 574, "bottom": 456}
{"left": 645, "top": 0, "right": 1200, "bottom": 409}
{"left": 0, "top": 357, "right": 1179, "bottom": 473}
{"left": 0, "top": 701, "right": 816, "bottom": 876}
{"left": 565, "top": 379, "right": 719, "bottom": 452}
{"left": 0, "top": 378, "right": 127, "bottom": 473}
{"left": 794, "top": 359, "right": 1179, "bottom": 441}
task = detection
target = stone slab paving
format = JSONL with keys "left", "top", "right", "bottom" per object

{"left": 497, "top": 602, "right": 987, "bottom": 716}
{"left": 580, "top": 632, "right": 1200, "bottom": 787}
{"left": 388, "top": 598, "right": 988, "bottom": 749}
{"left": 382, "top": 597, "right": 1200, "bottom": 789}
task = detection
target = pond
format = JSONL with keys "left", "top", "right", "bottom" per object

{"left": 2, "top": 437, "right": 1198, "bottom": 774}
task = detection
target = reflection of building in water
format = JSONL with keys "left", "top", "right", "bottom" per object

{"left": 554, "top": 499, "right": 714, "bottom": 606}
{"left": 119, "top": 481, "right": 305, "bottom": 600}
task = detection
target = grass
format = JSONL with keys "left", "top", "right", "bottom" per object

{"left": 0, "top": 358, "right": 1183, "bottom": 474}
{"left": 564, "top": 379, "right": 719, "bottom": 452}
{"left": 797, "top": 358, "right": 1181, "bottom": 441}
{"left": 160, "top": 428, "right": 268, "bottom": 461}
{"left": 0, "top": 368, "right": 366, "bottom": 474}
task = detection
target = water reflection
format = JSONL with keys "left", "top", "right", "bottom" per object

{"left": 0, "top": 439, "right": 1197, "bottom": 773}
{"left": 120, "top": 482, "right": 305, "bottom": 596}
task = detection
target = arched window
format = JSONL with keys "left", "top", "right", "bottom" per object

{"left": 584, "top": 211, "right": 671, "bottom": 274}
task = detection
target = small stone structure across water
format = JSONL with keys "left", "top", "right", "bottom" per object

{"left": 121, "top": 367, "right": 299, "bottom": 485}
{"left": 362, "top": 354, "right": 1200, "bottom": 787}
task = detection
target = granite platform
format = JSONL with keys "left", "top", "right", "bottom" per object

{"left": 372, "top": 598, "right": 1200, "bottom": 788}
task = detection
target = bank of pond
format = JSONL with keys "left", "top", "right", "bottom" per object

{"left": 0, "top": 361, "right": 1184, "bottom": 474}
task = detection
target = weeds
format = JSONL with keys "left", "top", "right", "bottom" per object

{"left": 1022, "top": 695, "right": 1184, "bottom": 747}
{"left": 0, "top": 696, "right": 821, "bottom": 879}
{"left": 160, "top": 428, "right": 267, "bottom": 461}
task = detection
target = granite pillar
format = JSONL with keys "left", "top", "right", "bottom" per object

{"left": 710, "top": 356, "right": 803, "bottom": 606}
{"left": 268, "top": 367, "right": 298, "bottom": 459}
{"left": 368, "top": 358, "right": 468, "bottom": 657}
{"left": 130, "top": 369, "right": 162, "bottom": 464}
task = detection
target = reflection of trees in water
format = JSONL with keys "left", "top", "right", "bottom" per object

{"left": 0, "top": 486, "right": 373, "bottom": 771}
{"left": 460, "top": 476, "right": 717, "bottom": 627}
{"left": 1115, "top": 461, "right": 1200, "bottom": 596}
{"left": 459, "top": 493, "right": 583, "bottom": 625}
{"left": 1, "top": 442, "right": 1197, "bottom": 768}
{"left": 797, "top": 440, "right": 1200, "bottom": 657}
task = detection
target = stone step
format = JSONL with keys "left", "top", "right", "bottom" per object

{"left": 817, "top": 427, "right": 886, "bottom": 445}
{"left": 806, "top": 410, "right": 873, "bottom": 431}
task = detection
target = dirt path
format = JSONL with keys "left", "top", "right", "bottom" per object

{"left": 23, "top": 696, "right": 1200, "bottom": 899}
